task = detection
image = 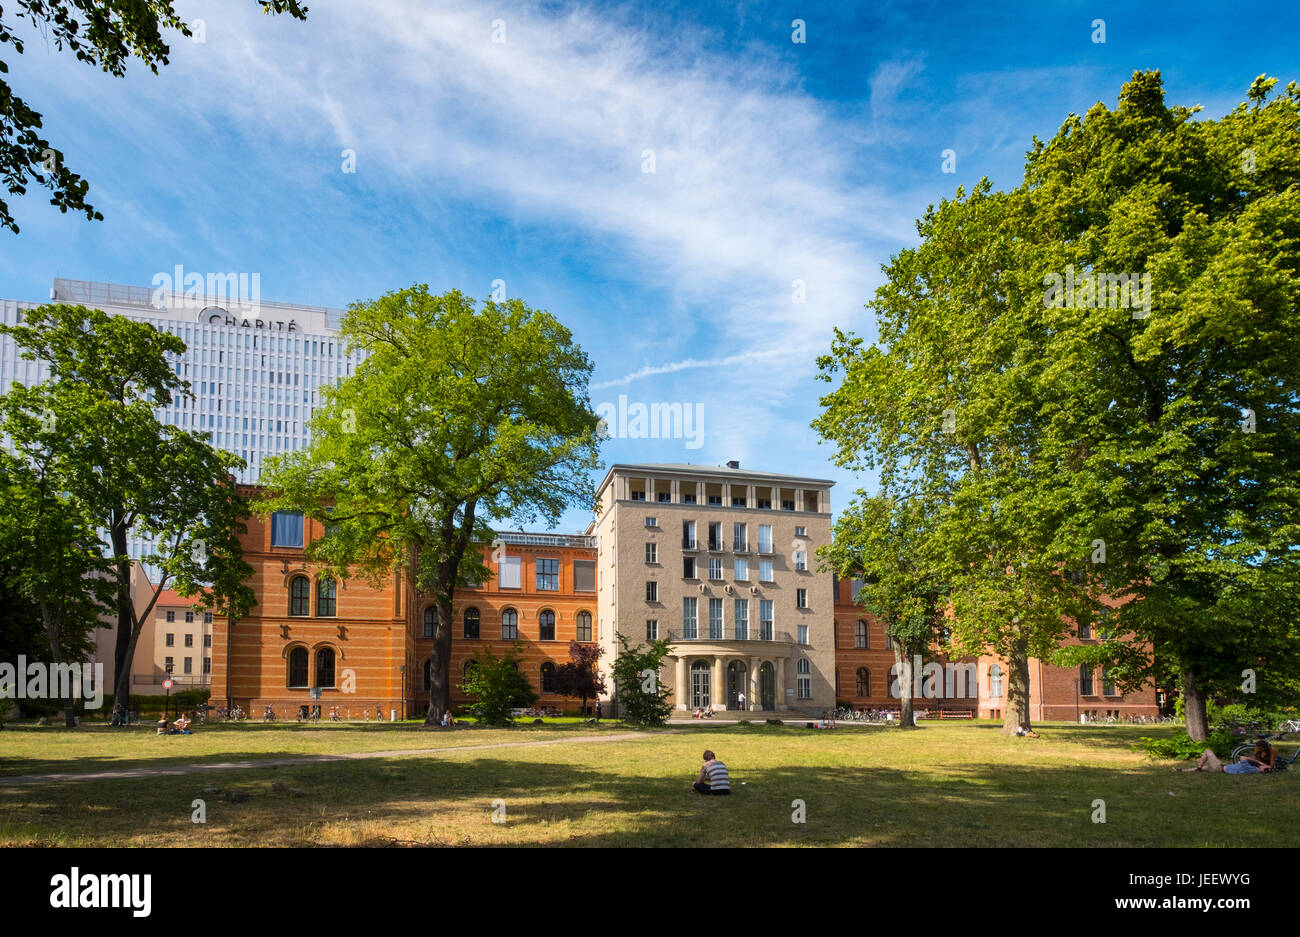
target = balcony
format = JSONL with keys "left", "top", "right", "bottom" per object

{"left": 667, "top": 628, "right": 791, "bottom": 644}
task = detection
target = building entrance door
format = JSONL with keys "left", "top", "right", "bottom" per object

{"left": 690, "top": 661, "right": 711, "bottom": 709}
{"left": 727, "top": 661, "right": 747, "bottom": 709}
{"left": 760, "top": 661, "right": 776, "bottom": 710}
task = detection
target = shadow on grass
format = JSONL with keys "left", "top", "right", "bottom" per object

{"left": 2, "top": 738, "right": 1295, "bottom": 847}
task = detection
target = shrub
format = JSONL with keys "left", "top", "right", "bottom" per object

{"left": 1133, "top": 728, "right": 1234, "bottom": 760}
{"left": 458, "top": 643, "right": 538, "bottom": 726}
{"left": 610, "top": 634, "right": 673, "bottom": 727}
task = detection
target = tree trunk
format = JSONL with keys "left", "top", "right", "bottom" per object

{"left": 1001, "top": 644, "right": 1032, "bottom": 734}
{"left": 424, "top": 596, "right": 454, "bottom": 726}
{"left": 895, "top": 648, "right": 917, "bottom": 728}
{"left": 110, "top": 519, "right": 133, "bottom": 714}
{"left": 1183, "top": 669, "right": 1209, "bottom": 741}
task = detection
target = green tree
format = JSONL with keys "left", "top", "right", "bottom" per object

{"left": 1019, "top": 72, "right": 1300, "bottom": 739}
{"left": 0, "top": 0, "right": 307, "bottom": 233}
{"left": 0, "top": 304, "right": 256, "bottom": 715}
{"left": 610, "top": 634, "right": 673, "bottom": 727}
{"left": 552, "top": 640, "right": 606, "bottom": 715}
{"left": 257, "top": 286, "right": 601, "bottom": 726}
{"left": 815, "top": 182, "right": 1091, "bottom": 734}
{"left": 0, "top": 423, "right": 113, "bottom": 725}
{"left": 820, "top": 495, "right": 948, "bottom": 728}
{"left": 458, "top": 643, "right": 538, "bottom": 726}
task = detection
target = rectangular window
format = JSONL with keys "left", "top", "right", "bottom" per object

{"left": 270, "top": 510, "right": 304, "bottom": 547}
{"left": 204, "top": 612, "right": 213, "bottom": 624}
{"left": 709, "top": 558, "right": 723, "bottom": 580}
{"left": 631, "top": 490, "right": 646, "bottom": 501}
{"left": 708, "top": 598, "right": 724, "bottom": 639}
{"left": 682, "top": 520, "right": 697, "bottom": 549}
{"left": 184, "top": 634, "right": 194, "bottom": 647}
{"left": 574, "top": 560, "right": 596, "bottom": 592}
{"left": 759, "top": 600, "right": 773, "bottom": 640}
{"left": 794, "top": 548, "right": 807, "bottom": 571}
{"left": 645, "top": 543, "right": 658, "bottom": 564}
{"left": 734, "top": 599, "right": 749, "bottom": 640}
{"left": 499, "top": 555, "right": 522, "bottom": 589}
{"left": 183, "top": 657, "right": 193, "bottom": 675}
{"left": 798, "top": 625, "right": 809, "bottom": 645}
{"left": 683, "top": 598, "right": 698, "bottom": 639}
{"left": 536, "top": 558, "right": 560, "bottom": 591}
{"left": 683, "top": 556, "right": 697, "bottom": 578}
{"left": 165, "top": 633, "right": 175, "bottom": 647}
{"left": 185, "top": 611, "right": 194, "bottom": 623}
{"left": 657, "top": 492, "right": 671, "bottom": 503}
{"left": 645, "top": 516, "right": 658, "bottom": 528}
{"left": 708, "top": 495, "right": 723, "bottom": 506}
{"left": 731, "top": 496, "right": 746, "bottom": 507}
{"left": 166, "top": 611, "right": 175, "bottom": 622}
{"left": 797, "top": 675, "right": 811, "bottom": 699}
{"left": 759, "top": 560, "right": 773, "bottom": 582}
{"left": 1101, "top": 668, "right": 1116, "bottom": 696}
{"left": 1078, "top": 622, "right": 1092, "bottom": 640}
{"left": 203, "top": 657, "right": 212, "bottom": 675}
{"left": 795, "top": 526, "right": 806, "bottom": 537}
{"left": 732, "top": 523, "right": 747, "bottom": 551}
{"left": 164, "top": 656, "right": 174, "bottom": 673}
{"left": 733, "top": 558, "right": 749, "bottom": 581}
{"left": 758, "top": 525, "right": 772, "bottom": 554}
{"left": 576, "top": 613, "right": 593, "bottom": 642}
{"left": 708, "top": 522, "right": 722, "bottom": 550}
{"left": 758, "top": 498, "right": 772, "bottom": 509}
{"left": 204, "top": 634, "right": 212, "bottom": 648}
{"left": 796, "top": 588, "right": 808, "bottom": 609}
{"left": 782, "top": 500, "right": 795, "bottom": 511}
{"left": 646, "top": 581, "right": 658, "bottom": 602}
{"left": 646, "top": 619, "right": 659, "bottom": 641}
{"left": 1080, "top": 665, "right": 1095, "bottom": 696}
{"left": 682, "top": 493, "right": 697, "bottom": 504}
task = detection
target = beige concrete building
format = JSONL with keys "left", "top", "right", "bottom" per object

{"left": 595, "top": 462, "right": 836, "bottom": 716}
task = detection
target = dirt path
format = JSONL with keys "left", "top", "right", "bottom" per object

{"left": 0, "top": 730, "right": 681, "bottom": 786}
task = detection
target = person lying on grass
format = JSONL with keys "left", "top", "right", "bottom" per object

{"left": 1180, "top": 741, "right": 1275, "bottom": 774}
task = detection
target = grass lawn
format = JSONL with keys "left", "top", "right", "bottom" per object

{"left": 0, "top": 721, "right": 1295, "bottom": 847}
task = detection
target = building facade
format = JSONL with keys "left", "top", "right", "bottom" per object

{"left": 594, "top": 462, "right": 837, "bottom": 715}
{"left": 0, "top": 277, "right": 361, "bottom": 570}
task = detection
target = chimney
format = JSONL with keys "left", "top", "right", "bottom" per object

{"left": 726, "top": 460, "right": 740, "bottom": 469}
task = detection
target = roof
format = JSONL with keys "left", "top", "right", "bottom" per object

{"left": 598, "top": 462, "right": 835, "bottom": 490}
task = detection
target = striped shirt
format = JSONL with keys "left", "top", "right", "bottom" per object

{"left": 704, "top": 760, "right": 730, "bottom": 791}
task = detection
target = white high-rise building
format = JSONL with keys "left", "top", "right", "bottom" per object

{"left": 1, "top": 277, "right": 361, "bottom": 568}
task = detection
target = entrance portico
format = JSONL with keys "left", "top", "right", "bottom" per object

{"left": 670, "top": 645, "right": 794, "bottom": 712}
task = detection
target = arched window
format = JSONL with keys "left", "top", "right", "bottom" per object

{"left": 540, "top": 661, "right": 557, "bottom": 692}
{"left": 855, "top": 620, "right": 868, "bottom": 648}
{"left": 423, "top": 606, "right": 438, "bottom": 638}
{"left": 464, "top": 607, "right": 480, "bottom": 639}
{"left": 316, "top": 647, "right": 336, "bottom": 688}
{"left": 797, "top": 658, "right": 810, "bottom": 674}
{"left": 289, "top": 576, "right": 310, "bottom": 616}
{"left": 317, "top": 577, "right": 337, "bottom": 617}
{"left": 501, "top": 608, "right": 518, "bottom": 640}
{"left": 576, "top": 611, "right": 593, "bottom": 642}
{"left": 856, "top": 667, "right": 870, "bottom": 698}
{"left": 539, "top": 610, "right": 556, "bottom": 642}
{"left": 464, "top": 658, "right": 477, "bottom": 677}
{"left": 989, "top": 665, "right": 1003, "bottom": 698}
{"left": 287, "top": 647, "right": 309, "bottom": 688}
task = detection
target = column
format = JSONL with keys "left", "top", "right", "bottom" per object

{"left": 795, "top": 488, "right": 804, "bottom": 513}
{"left": 675, "top": 656, "right": 687, "bottom": 710}
{"left": 712, "top": 656, "right": 725, "bottom": 710}
{"left": 777, "top": 657, "right": 788, "bottom": 710}
{"left": 748, "top": 656, "right": 760, "bottom": 711}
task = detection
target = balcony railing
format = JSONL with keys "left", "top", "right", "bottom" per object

{"left": 667, "top": 628, "right": 791, "bottom": 644}
{"left": 682, "top": 538, "right": 698, "bottom": 550}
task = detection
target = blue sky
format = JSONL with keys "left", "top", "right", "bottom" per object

{"left": 2, "top": 0, "right": 1296, "bottom": 533}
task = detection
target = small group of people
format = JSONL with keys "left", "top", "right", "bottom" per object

{"left": 156, "top": 712, "right": 193, "bottom": 735}
{"left": 439, "top": 710, "right": 456, "bottom": 728}
{"left": 1182, "top": 739, "right": 1276, "bottom": 774}
{"left": 692, "top": 706, "right": 716, "bottom": 719}
{"left": 1015, "top": 723, "right": 1039, "bottom": 738}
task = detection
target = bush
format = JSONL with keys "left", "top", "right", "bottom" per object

{"left": 1133, "top": 728, "right": 1234, "bottom": 760}
{"left": 129, "top": 689, "right": 210, "bottom": 716}
{"left": 459, "top": 643, "right": 538, "bottom": 726}
{"left": 610, "top": 634, "right": 673, "bottom": 727}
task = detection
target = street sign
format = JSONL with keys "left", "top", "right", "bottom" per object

{"left": 163, "top": 679, "right": 174, "bottom": 690}
{"left": 310, "top": 687, "right": 322, "bottom": 700}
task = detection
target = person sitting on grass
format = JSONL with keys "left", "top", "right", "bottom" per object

{"left": 693, "top": 707, "right": 704, "bottom": 719}
{"left": 156, "top": 717, "right": 169, "bottom": 736}
{"left": 1180, "top": 741, "right": 1274, "bottom": 774}
{"left": 1015, "top": 722, "right": 1039, "bottom": 738}
{"left": 440, "top": 710, "right": 455, "bottom": 728}
{"left": 691, "top": 750, "right": 731, "bottom": 796}
{"left": 174, "top": 713, "right": 192, "bottom": 734}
